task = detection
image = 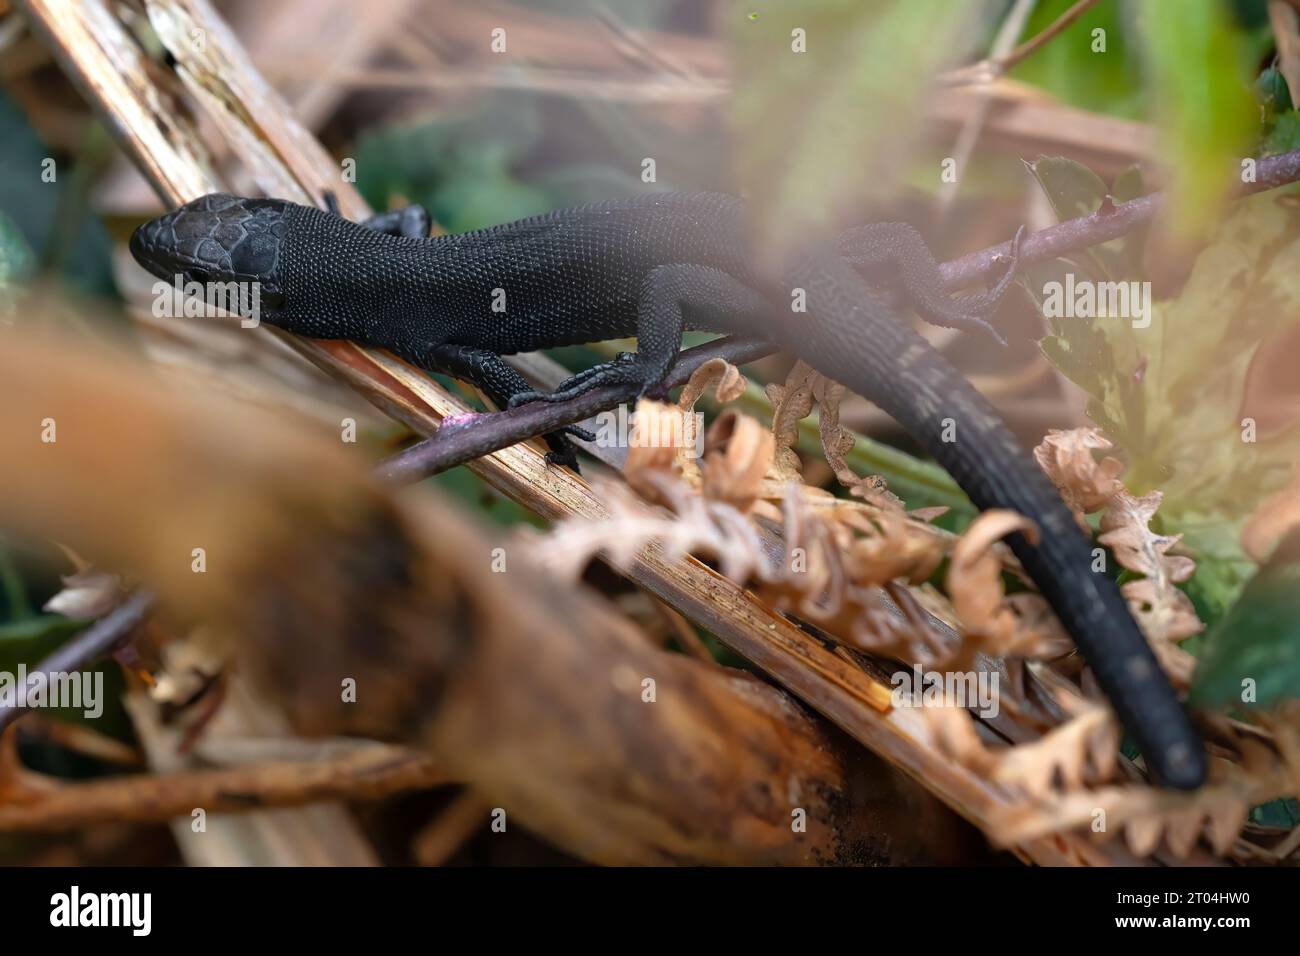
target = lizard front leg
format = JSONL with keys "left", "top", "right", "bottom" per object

{"left": 428, "top": 344, "right": 594, "bottom": 470}
{"left": 837, "top": 222, "right": 1024, "bottom": 343}
{"left": 324, "top": 198, "right": 588, "bottom": 467}
{"left": 323, "top": 191, "right": 432, "bottom": 239}
{"left": 509, "top": 265, "right": 768, "bottom": 406}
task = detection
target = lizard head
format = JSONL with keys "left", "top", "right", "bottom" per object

{"left": 129, "top": 193, "right": 291, "bottom": 317}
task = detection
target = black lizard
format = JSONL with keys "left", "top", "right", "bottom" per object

{"left": 129, "top": 190, "right": 1207, "bottom": 790}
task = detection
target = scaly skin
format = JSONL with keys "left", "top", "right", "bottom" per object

{"left": 131, "top": 192, "right": 1207, "bottom": 789}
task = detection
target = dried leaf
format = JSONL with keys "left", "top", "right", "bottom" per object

{"left": 1124, "top": 813, "right": 1165, "bottom": 857}
{"left": 945, "top": 511, "right": 1068, "bottom": 663}
{"left": 1099, "top": 491, "right": 1202, "bottom": 643}
{"left": 42, "top": 567, "right": 123, "bottom": 619}
{"left": 677, "top": 357, "right": 747, "bottom": 411}
{"left": 766, "top": 361, "right": 820, "bottom": 482}
{"left": 701, "top": 411, "right": 775, "bottom": 513}
{"left": 766, "top": 361, "right": 903, "bottom": 508}
{"left": 835, "top": 506, "right": 947, "bottom": 587}
{"left": 993, "top": 705, "right": 1120, "bottom": 798}
{"left": 1203, "top": 795, "right": 1251, "bottom": 857}
{"left": 1033, "top": 427, "right": 1125, "bottom": 526}
{"left": 921, "top": 704, "right": 999, "bottom": 775}
{"left": 986, "top": 721, "right": 1294, "bottom": 859}
{"left": 624, "top": 400, "right": 700, "bottom": 501}
{"left": 541, "top": 448, "right": 953, "bottom": 666}
{"left": 1240, "top": 460, "right": 1300, "bottom": 563}
{"left": 812, "top": 374, "right": 904, "bottom": 511}
{"left": 1035, "top": 428, "right": 1204, "bottom": 645}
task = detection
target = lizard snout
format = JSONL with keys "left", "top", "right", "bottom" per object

{"left": 129, "top": 194, "right": 288, "bottom": 292}
{"left": 129, "top": 212, "right": 182, "bottom": 282}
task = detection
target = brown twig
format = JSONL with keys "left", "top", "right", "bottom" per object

{"left": 992, "top": 0, "right": 1102, "bottom": 75}
{"left": 0, "top": 742, "right": 444, "bottom": 832}
{"left": 375, "top": 336, "right": 773, "bottom": 483}
{"left": 412, "top": 790, "right": 491, "bottom": 866}
{"left": 15, "top": 715, "right": 143, "bottom": 767}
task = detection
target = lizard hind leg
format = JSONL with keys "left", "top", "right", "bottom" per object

{"left": 837, "top": 221, "right": 1025, "bottom": 344}
{"left": 945, "top": 225, "right": 1025, "bottom": 325}
{"left": 508, "top": 264, "right": 769, "bottom": 408}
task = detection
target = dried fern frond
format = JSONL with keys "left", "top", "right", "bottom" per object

{"left": 986, "top": 716, "right": 1298, "bottom": 860}
{"left": 539, "top": 366, "right": 1072, "bottom": 672}
{"left": 767, "top": 361, "right": 905, "bottom": 509}
{"left": 538, "top": 378, "right": 1283, "bottom": 862}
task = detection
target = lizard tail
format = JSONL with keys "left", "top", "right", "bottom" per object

{"left": 781, "top": 253, "right": 1206, "bottom": 790}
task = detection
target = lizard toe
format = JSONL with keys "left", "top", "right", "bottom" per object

{"left": 507, "top": 389, "right": 550, "bottom": 408}
{"left": 543, "top": 435, "right": 582, "bottom": 472}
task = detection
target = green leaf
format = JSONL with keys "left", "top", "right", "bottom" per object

{"left": 432, "top": 166, "right": 550, "bottom": 235}
{"left": 0, "top": 92, "right": 114, "bottom": 296}
{"left": 352, "top": 97, "right": 547, "bottom": 232}
{"left": 1025, "top": 156, "right": 1151, "bottom": 281}
{"left": 1028, "top": 156, "right": 1112, "bottom": 220}
{"left": 1190, "top": 554, "right": 1300, "bottom": 707}
{"left": 1174, "top": 515, "right": 1258, "bottom": 632}
{"left": 1250, "top": 797, "right": 1299, "bottom": 829}
{"left": 1027, "top": 154, "right": 1300, "bottom": 625}
{"left": 1028, "top": 255, "right": 1144, "bottom": 450}
{"left": 1255, "top": 66, "right": 1294, "bottom": 124}
{"left": 1127, "top": 195, "right": 1300, "bottom": 514}
{"left": 1016, "top": 157, "right": 1151, "bottom": 453}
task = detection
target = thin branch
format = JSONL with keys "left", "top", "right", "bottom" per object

{"left": 0, "top": 589, "right": 155, "bottom": 733}
{"left": 937, "top": 0, "right": 1038, "bottom": 213}
{"left": 944, "top": 146, "right": 1300, "bottom": 286}
{"left": 993, "top": 0, "right": 1101, "bottom": 74}
{"left": 375, "top": 336, "right": 774, "bottom": 483}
